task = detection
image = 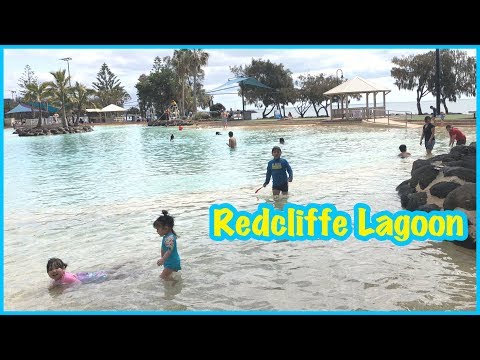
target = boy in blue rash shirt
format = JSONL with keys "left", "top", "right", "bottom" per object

{"left": 263, "top": 146, "right": 293, "bottom": 195}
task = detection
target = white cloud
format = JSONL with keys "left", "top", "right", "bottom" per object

{"left": 3, "top": 47, "right": 476, "bottom": 110}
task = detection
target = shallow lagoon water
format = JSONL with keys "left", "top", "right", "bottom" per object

{"left": 3, "top": 124, "right": 476, "bottom": 312}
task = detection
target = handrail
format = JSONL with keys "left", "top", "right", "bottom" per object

{"left": 386, "top": 110, "right": 413, "bottom": 127}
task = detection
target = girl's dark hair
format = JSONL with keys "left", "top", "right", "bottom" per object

{"left": 153, "top": 210, "right": 177, "bottom": 235}
{"left": 47, "top": 258, "right": 67, "bottom": 273}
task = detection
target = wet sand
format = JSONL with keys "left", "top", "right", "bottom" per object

{"left": 7, "top": 116, "right": 474, "bottom": 131}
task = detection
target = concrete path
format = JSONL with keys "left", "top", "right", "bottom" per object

{"left": 362, "top": 116, "right": 424, "bottom": 128}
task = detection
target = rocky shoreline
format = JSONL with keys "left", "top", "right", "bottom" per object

{"left": 396, "top": 144, "right": 476, "bottom": 249}
{"left": 12, "top": 125, "right": 94, "bottom": 136}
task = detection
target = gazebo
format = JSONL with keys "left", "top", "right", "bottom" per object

{"left": 324, "top": 76, "right": 391, "bottom": 120}
{"left": 86, "top": 104, "right": 126, "bottom": 123}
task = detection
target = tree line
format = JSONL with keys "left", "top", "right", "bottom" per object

{"left": 391, "top": 49, "right": 476, "bottom": 114}
{"left": 7, "top": 49, "right": 475, "bottom": 127}
{"left": 229, "top": 50, "right": 475, "bottom": 118}
{"left": 135, "top": 49, "right": 210, "bottom": 120}
{"left": 8, "top": 49, "right": 212, "bottom": 127}
{"left": 11, "top": 63, "right": 131, "bottom": 128}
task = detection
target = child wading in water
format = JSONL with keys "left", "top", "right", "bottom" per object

{"left": 398, "top": 144, "right": 411, "bottom": 158}
{"left": 227, "top": 131, "right": 237, "bottom": 148}
{"left": 263, "top": 146, "right": 293, "bottom": 195}
{"left": 154, "top": 210, "right": 181, "bottom": 280}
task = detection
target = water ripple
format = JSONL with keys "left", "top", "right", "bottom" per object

{"left": 3, "top": 125, "right": 476, "bottom": 312}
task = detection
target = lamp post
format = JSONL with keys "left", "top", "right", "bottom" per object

{"left": 60, "top": 57, "right": 72, "bottom": 87}
{"left": 60, "top": 57, "right": 72, "bottom": 126}
{"left": 336, "top": 69, "right": 343, "bottom": 110}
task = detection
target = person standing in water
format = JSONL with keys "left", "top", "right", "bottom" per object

{"left": 420, "top": 116, "right": 436, "bottom": 156}
{"left": 154, "top": 210, "right": 181, "bottom": 280}
{"left": 227, "top": 131, "right": 237, "bottom": 148}
{"left": 263, "top": 146, "right": 293, "bottom": 195}
{"left": 446, "top": 125, "right": 466, "bottom": 146}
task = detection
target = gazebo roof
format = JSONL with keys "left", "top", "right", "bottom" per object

{"left": 324, "top": 76, "right": 391, "bottom": 95}
{"left": 102, "top": 104, "right": 126, "bottom": 112}
{"left": 85, "top": 104, "right": 126, "bottom": 112}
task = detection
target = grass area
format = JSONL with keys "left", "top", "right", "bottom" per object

{"left": 409, "top": 113, "right": 475, "bottom": 121}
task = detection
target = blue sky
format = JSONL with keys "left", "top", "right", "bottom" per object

{"left": 3, "top": 46, "right": 476, "bottom": 110}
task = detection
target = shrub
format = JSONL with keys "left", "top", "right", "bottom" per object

{"left": 210, "top": 103, "right": 226, "bottom": 113}
{"left": 193, "top": 112, "right": 211, "bottom": 121}
{"left": 210, "top": 111, "right": 221, "bottom": 118}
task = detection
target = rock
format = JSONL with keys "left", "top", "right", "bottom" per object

{"left": 442, "top": 167, "right": 476, "bottom": 183}
{"left": 443, "top": 183, "right": 476, "bottom": 211}
{"left": 410, "top": 164, "right": 439, "bottom": 190}
{"left": 429, "top": 182, "right": 461, "bottom": 198}
{"left": 14, "top": 125, "right": 94, "bottom": 136}
{"left": 417, "top": 204, "right": 441, "bottom": 212}
{"left": 405, "top": 192, "right": 427, "bottom": 211}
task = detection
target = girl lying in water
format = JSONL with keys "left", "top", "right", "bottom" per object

{"left": 47, "top": 258, "right": 108, "bottom": 289}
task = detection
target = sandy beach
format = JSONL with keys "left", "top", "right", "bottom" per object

{"left": 7, "top": 116, "right": 474, "bottom": 133}
{"left": 89, "top": 116, "right": 476, "bottom": 130}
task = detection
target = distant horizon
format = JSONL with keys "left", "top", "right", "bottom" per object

{"left": 240, "top": 97, "right": 476, "bottom": 109}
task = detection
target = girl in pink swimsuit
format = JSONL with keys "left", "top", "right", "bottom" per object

{"left": 47, "top": 258, "right": 107, "bottom": 288}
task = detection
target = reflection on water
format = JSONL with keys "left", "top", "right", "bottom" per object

{"left": 163, "top": 276, "right": 184, "bottom": 301}
{"left": 263, "top": 194, "right": 289, "bottom": 210}
{"left": 3, "top": 125, "right": 476, "bottom": 312}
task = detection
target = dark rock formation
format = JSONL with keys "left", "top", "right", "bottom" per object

{"left": 396, "top": 143, "right": 476, "bottom": 249}
{"left": 404, "top": 192, "right": 428, "bottom": 211}
{"left": 442, "top": 167, "right": 476, "bottom": 183}
{"left": 429, "top": 182, "right": 461, "bottom": 198}
{"left": 410, "top": 164, "right": 439, "bottom": 190}
{"left": 13, "top": 125, "right": 94, "bottom": 136}
{"left": 443, "top": 183, "right": 476, "bottom": 211}
{"left": 417, "top": 204, "right": 441, "bottom": 212}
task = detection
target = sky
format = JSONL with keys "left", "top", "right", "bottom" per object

{"left": 2, "top": 46, "right": 477, "bottom": 111}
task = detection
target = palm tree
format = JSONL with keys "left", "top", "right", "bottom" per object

{"left": 172, "top": 49, "right": 191, "bottom": 117}
{"left": 190, "top": 50, "right": 209, "bottom": 114}
{"left": 24, "top": 82, "right": 51, "bottom": 128}
{"left": 71, "top": 82, "right": 96, "bottom": 125}
{"left": 45, "top": 70, "right": 70, "bottom": 127}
